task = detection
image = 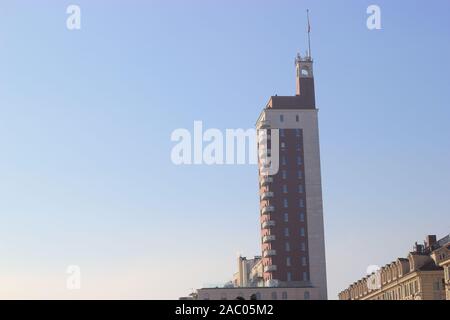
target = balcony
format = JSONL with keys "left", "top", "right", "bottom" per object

{"left": 258, "top": 147, "right": 270, "bottom": 158}
{"left": 265, "top": 279, "right": 279, "bottom": 287}
{"left": 261, "top": 192, "right": 274, "bottom": 201}
{"left": 261, "top": 206, "right": 274, "bottom": 215}
{"left": 262, "top": 220, "right": 276, "bottom": 229}
{"left": 257, "top": 120, "right": 270, "bottom": 129}
{"left": 262, "top": 235, "right": 276, "bottom": 243}
{"left": 263, "top": 249, "right": 276, "bottom": 257}
{"left": 258, "top": 133, "right": 271, "bottom": 144}
{"left": 264, "top": 265, "right": 277, "bottom": 272}
{"left": 259, "top": 159, "right": 273, "bottom": 171}
{"left": 260, "top": 176, "right": 273, "bottom": 187}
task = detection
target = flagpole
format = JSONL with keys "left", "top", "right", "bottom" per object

{"left": 307, "top": 9, "right": 312, "bottom": 58}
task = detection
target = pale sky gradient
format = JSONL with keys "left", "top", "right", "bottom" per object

{"left": 0, "top": 0, "right": 449, "bottom": 299}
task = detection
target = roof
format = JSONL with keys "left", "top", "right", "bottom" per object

{"left": 267, "top": 95, "right": 315, "bottom": 110}
{"left": 418, "top": 260, "right": 443, "bottom": 272}
{"left": 266, "top": 78, "right": 316, "bottom": 110}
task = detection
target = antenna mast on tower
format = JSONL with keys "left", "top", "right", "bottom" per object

{"left": 307, "top": 9, "right": 312, "bottom": 59}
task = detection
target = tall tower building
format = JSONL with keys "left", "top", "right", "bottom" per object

{"left": 256, "top": 51, "right": 327, "bottom": 299}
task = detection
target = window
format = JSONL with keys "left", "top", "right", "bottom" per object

{"left": 284, "top": 213, "right": 289, "bottom": 222}
{"left": 280, "top": 115, "right": 284, "bottom": 122}
{"left": 282, "top": 185, "right": 288, "bottom": 193}
{"left": 286, "top": 257, "right": 291, "bottom": 267}
{"left": 300, "top": 227, "right": 305, "bottom": 237}
{"left": 304, "top": 291, "right": 310, "bottom": 300}
{"left": 299, "top": 212, "right": 305, "bottom": 222}
{"left": 282, "top": 292, "right": 288, "bottom": 300}
{"left": 297, "top": 156, "right": 303, "bottom": 165}
{"left": 295, "top": 128, "right": 301, "bottom": 136}
{"left": 271, "top": 292, "right": 278, "bottom": 300}
{"left": 281, "top": 155, "right": 287, "bottom": 166}
{"left": 297, "top": 171, "right": 303, "bottom": 179}
{"left": 284, "top": 228, "right": 290, "bottom": 237}
{"left": 303, "top": 271, "right": 309, "bottom": 281}
{"left": 433, "top": 280, "right": 441, "bottom": 291}
{"left": 282, "top": 170, "right": 287, "bottom": 179}
{"left": 298, "top": 185, "right": 304, "bottom": 193}
{"left": 301, "top": 242, "right": 306, "bottom": 251}
{"left": 299, "top": 199, "right": 305, "bottom": 208}
{"left": 285, "top": 242, "right": 291, "bottom": 252}
{"left": 301, "top": 257, "right": 307, "bottom": 266}
{"left": 281, "top": 142, "right": 286, "bottom": 148}
{"left": 295, "top": 115, "right": 299, "bottom": 122}
{"left": 287, "top": 272, "right": 292, "bottom": 281}
{"left": 283, "top": 199, "right": 288, "bottom": 208}
{"left": 280, "top": 128, "right": 285, "bottom": 137}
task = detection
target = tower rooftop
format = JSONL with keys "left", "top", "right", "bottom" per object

{"left": 266, "top": 93, "right": 315, "bottom": 110}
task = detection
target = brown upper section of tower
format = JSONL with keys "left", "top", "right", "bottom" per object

{"left": 266, "top": 53, "right": 316, "bottom": 110}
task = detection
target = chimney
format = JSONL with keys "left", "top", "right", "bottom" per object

{"left": 425, "top": 235, "right": 437, "bottom": 248}
{"left": 413, "top": 242, "right": 424, "bottom": 253}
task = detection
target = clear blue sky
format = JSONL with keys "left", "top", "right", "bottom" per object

{"left": 0, "top": 0, "right": 449, "bottom": 299}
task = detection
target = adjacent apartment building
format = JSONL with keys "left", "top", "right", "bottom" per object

{"left": 338, "top": 234, "right": 449, "bottom": 300}
{"left": 430, "top": 235, "right": 450, "bottom": 299}
{"left": 193, "top": 51, "right": 328, "bottom": 300}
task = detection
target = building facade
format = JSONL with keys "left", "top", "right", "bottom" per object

{"left": 194, "top": 254, "right": 319, "bottom": 300}
{"left": 196, "top": 286, "right": 318, "bottom": 301}
{"left": 189, "top": 52, "right": 328, "bottom": 301}
{"left": 430, "top": 235, "right": 450, "bottom": 300}
{"left": 256, "top": 53, "right": 327, "bottom": 300}
{"left": 339, "top": 235, "right": 448, "bottom": 300}
{"left": 232, "top": 256, "right": 264, "bottom": 288}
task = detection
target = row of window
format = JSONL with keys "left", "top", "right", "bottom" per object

{"left": 282, "top": 198, "right": 305, "bottom": 208}
{"left": 220, "top": 290, "right": 310, "bottom": 300}
{"left": 379, "top": 280, "right": 420, "bottom": 300}
{"left": 279, "top": 115, "right": 302, "bottom": 124}
{"left": 281, "top": 170, "right": 303, "bottom": 179}
{"left": 282, "top": 227, "right": 306, "bottom": 237}
{"left": 282, "top": 184, "right": 304, "bottom": 193}
{"left": 284, "top": 242, "right": 307, "bottom": 252}
{"left": 261, "top": 212, "right": 305, "bottom": 222}
{"left": 280, "top": 155, "right": 303, "bottom": 166}
{"left": 285, "top": 256, "right": 308, "bottom": 267}
{"left": 370, "top": 279, "right": 444, "bottom": 300}
{"left": 283, "top": 212, "right": 305, "bottom": 222}
{"left": 280, "top": 142, "right": 303, "bottom": 151}
{"left": 286, "top": 271, "right": 309, "bottom": 282}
